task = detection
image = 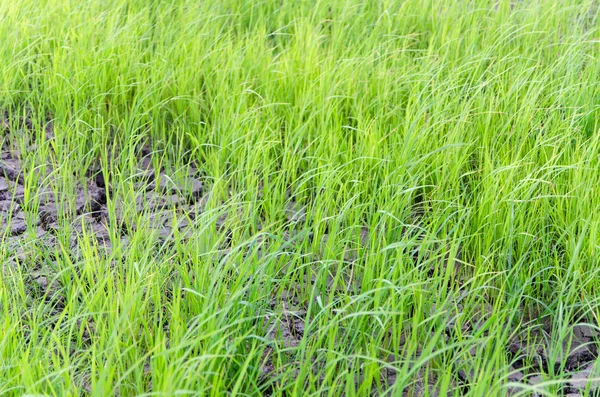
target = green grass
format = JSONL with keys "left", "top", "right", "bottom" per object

{"left": 1, "top": 0, "right": 600, "bottom": 395}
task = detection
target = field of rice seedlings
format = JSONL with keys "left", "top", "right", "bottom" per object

{"left": 1, "top": 1, "right": 600, "bottom": 396}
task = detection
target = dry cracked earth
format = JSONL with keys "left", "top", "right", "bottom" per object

{"left": 2, "top": 115, "right": 600, "bottom": 396}
{"left": 1, "top": 117, "right": 203, "bottom": 259}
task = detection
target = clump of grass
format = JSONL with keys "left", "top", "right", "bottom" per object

{"left": 1, "top": 0, "right": 600, "bottom": 396}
